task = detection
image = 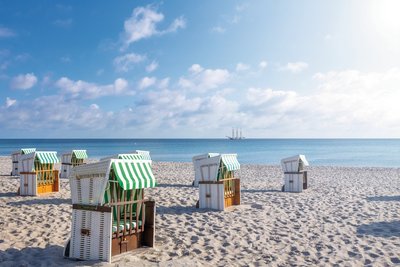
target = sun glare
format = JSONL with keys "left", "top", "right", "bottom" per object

{"left": 369, "top": 0, "right": 400, "bottom": 36}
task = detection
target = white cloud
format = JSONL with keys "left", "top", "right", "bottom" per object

{"left": 131, "top": 89, "right": 239, "bottom": 133}
{"left": 0, "top": 95, "right": 116, "bottom": 133}
{"left": 236, "top": 3, "right": 248, "bottom": 12}
{"left": 15, "top": 53, "right": 30, "bottom": 62}
{"left": 246, "top": 87, "right": 298, "bottom": 107}
{"left": 0, "top": 26, "right": 16, "bottom": 38}
{"left": 41, "top": 75, "right": 52, "bottom": 86}
{"left": 55, "top": 77, "right": 131, "bottom": 99}
{"left": 96, "top": 69, "right": 104, "bottom": 76}
{"left": 60, "top": 56, "right": 71, "bottom": 63}
{"left": 241, "top": 68, "right": 400, "bottom": 137}
{"left": 90, "top": 103, "right": 99, "bottom": 110}
{"left": 113, "top": 53, "right": 145, "bottom": 72}
{"left": 236, "top": 62, "right": 250, "bottom": 72}
{"left": 281, "top": 62, "right": 309, "bottom": 73}
{"left": 5, "top": 97, "right": 16, "bottom": 108}
{"left": 179, "top": 64, "right": 230, "bottom": 92}
{"left": 211, "top": 26, "right": 226, "bottom": 33}
{"left": 259, "top": 61, "right": 268, "bottom": 69}
{"left": 10, "top": 73, "right": 38, "bottom": 90}
{"left": 188, "top": 64, "right": 204, "bottom": 74}
{"left": 158, "top": 77, "right": 170, "bottom": 88}
{"left": 230, "top": 15, "right": 241, "bottom": 24}
{"left": 121, "top": 6, "right": 186, "bottom": 49}
{"left": 53, "top": 18, "right": 73, "bottom": 28}
{"left": 166, "top": 16, "right": 186, "bottom": 33}
{"left": 139, "top": 76, "right": 156, "bottom": 89}
{"left": 146, "top": 61, "right": 158, "bottom": 72}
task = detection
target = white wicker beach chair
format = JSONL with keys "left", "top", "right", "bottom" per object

{"left": 281, "top": 155, "right": 309, "bottom": 193}
{"left": 192, "top": 153, "right": 219, "bottom": 187}
{"left": 64, "top": 158, "right": 156, "bottom": 263}
{"left": 10, "top": 148, "right": 36, "bottom": 176}
{"left": 133, "top": 150, "right": 152, "bottom": 161}
{"left": 18, "top": 151, "right": 59, "bottom": 196}
{"left": 59, "top": 150, "right": 88, "bottom": 179}
{"left": 100, "top": 152, "right": 150, "bottom": 163}
{"left": 195, "top": 153, "right": 241, "bottom": 211}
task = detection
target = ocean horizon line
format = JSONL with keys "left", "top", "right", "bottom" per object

{"left": 1, "top": 137, "right": 400, "bottom": 140}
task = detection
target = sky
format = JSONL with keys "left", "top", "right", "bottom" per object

{"left": 1, "top": 0, "right": 400, "bottom": 138}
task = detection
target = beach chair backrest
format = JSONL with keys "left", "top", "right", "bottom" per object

{"left": 70, "top": 160, "right": 111, "bottom": 205}
{"left": 197, "top": 154, "right": 221, "bottom": 182}
{"left": 134, "top": 150, "right": 152, "bottom": 161}
{"left": 281, "top": 154, "right": 309, "bottom": 172}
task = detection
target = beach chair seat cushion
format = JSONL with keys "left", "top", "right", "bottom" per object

{"left": 112, "top": 220, "right": 142, "bottom": 233}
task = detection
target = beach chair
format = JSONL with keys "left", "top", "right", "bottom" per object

{"left": 192, "top": 153, "right": 220, "bottom": 186}
{"left": 196, "top": 153, "right": 241, "bottom": 211}
{"left": 281, "top": 155, "right": 309, "bottom": 193}
{"left": 59, "top": 150, "right": 88, "bottom": 179}
{"left": 134, "top": 150, "right": 152, "bottom": 161}
{"left": 10, "top": 148, "right": 36, "bottom": 176}
{"left": 100, "top": 153, "right": 146, "bottom": 162}
{"left": 64, "top": 158, "right": 156, "bottom": 263}
{"left": 18, "top": 151, "right": 59, "bottom": 196}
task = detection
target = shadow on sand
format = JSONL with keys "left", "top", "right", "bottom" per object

{"left": 357, "top": 221, "right": 400, "bottom": 237}
{"left": 157, "top": 204, "right": 220, "bottom": 215}
{"left": 0, "top": 192, "right": 18, "bottom": 198}
{"left": 0, "top": 245, "right": 101, "bottom": 266}
{"left": 366, "top": 196, "right": 400, "bottom": 202}
{"left": 156, "top": 183, "right": 193, "bottom": 189}
{"left": 241, "top": 189, "right": 281, "bottom": 193}
{"left": 7, "top": 198, "right": 71, "bottom": 206}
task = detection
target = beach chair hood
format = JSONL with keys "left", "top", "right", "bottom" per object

{"left": 70, "top": 159, "right": 156, "bottom": 205}
{"left": 281, "top": 154, "right": 309, "bottom": 172}
{"left": 134, "top": 150, "right": 152, "bottom": 161}
{"left": 221, "top": 154, "right": 240, "bottom": 171}
{"left": 21, "top": 148, "right": 36, "bottom": 154}
{"left": 100, "top": 153, "right": 144, "bottom": 161}
{"left": 20, "top": 151, "right": 59, "bottom": 171}
{"left": 72, "top": 150, "right": 88, "bottom": 159}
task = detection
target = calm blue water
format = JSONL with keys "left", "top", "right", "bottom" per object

{"left": 0, "top": 139, "right": 399, "bottom": 167}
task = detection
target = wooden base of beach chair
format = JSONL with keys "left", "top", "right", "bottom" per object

{"left": 37, "top": 170, "right": 60, "bottom": 195}
{"left": 198, "top": 178, "right": 240, "bottom": 210}
{"left": 111, "top": 200, "right": 155, "bottom": 257}
{"left": 283, "top": 171, "right": 307, "bottom": 192}
{"left": 223, "top": 179, "right": 241, "bottom": 208}
{"left": 20, "top": 170, "right": 59, "bottom": 196}
{"left": 303, "top": 171, "right": 308, "bottom": 189}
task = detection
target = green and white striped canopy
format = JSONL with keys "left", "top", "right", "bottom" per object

{"left": 135, "top": 150, "right": 151, "bottom": 161}
{"left": 35, "top": 151, "right": 59, "bottom": 164}
{"left": 111, "top": 160, "right": 156, "bottom": 190}
{"left": 221, "top": 154, "right": 240, "bottom": 171}
{"left": 21, "top": 148, "right": 36, "bottom": 154}
{"left": 72, "top": 150, "right": 88, "bottom": 159}
{"left": 118, "top": 154, "right": 144, "bottom": 160}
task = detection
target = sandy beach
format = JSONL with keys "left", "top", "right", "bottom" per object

{"left": 0, "top": 156, "right": 399, "bottom": 266}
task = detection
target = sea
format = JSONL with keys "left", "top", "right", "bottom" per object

{"left": 0, "top": 139, "right": 399, "bottom": 167}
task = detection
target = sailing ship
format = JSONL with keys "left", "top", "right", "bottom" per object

{"left": 226, "top": 128, "right": 245, "bottom": 140}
